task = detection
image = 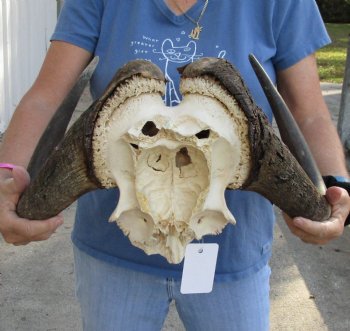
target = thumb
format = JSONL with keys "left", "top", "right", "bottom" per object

{"left": 3, "top": 166, "right": 30, "bottom": 201}
{"left": 325, "top": 186, "right": 343, "bottom": 205}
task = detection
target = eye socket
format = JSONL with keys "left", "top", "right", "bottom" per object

{"left": 195, "top": 129, "right": 210, "bottom": 139}
{"left": 142, "top": 121, "right": 159, "bottom": 137}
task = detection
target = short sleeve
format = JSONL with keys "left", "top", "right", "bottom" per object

{"left": 51, "top": 0, "right": 104, "bottom": 53}
{"left": 272, "top": 0, "right": 331, "bottom": 70}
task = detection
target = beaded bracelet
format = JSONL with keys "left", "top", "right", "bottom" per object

{"left": 0, "top": 163, "right": 16, "bottom": 170}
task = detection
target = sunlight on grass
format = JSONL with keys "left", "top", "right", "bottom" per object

{"left": 316, "top": 24, "right": 350, "bottom": 83}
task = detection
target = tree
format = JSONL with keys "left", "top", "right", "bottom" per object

{"left": 316, "top": 0, "right": 350, "bottom": 23}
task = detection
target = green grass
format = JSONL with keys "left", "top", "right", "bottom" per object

{"left": 316, "top": 23, "right": 350, "bottom": 83}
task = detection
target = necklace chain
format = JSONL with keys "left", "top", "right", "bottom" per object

{"left": 174, "top": 0, "right": 209, "bottom": 40}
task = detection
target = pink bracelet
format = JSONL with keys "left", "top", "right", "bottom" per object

{"left": 0, "top": 163, "right": 16, "bottom": 170}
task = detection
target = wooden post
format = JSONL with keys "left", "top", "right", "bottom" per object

{"left": 337, "top": 34, "right": 350, "bottom": 169}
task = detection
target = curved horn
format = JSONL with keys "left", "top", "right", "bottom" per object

{"left": 28, "top": 56, "right": 99, "bottom": 179}
{"left": 179, "top": 57, "right": 331, "bottom": 221}
{"left": 249, "top": 53, "right": 327, "bottom": 195}
{"left": 17, "top": 60, "right": 166, "bottom": 220}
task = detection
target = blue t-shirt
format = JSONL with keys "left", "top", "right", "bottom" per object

{"left": 52, "top": 0, "right": 330, "bottom": 280}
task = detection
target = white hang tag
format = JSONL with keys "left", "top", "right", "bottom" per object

{"left": 180, "top": 243, "right": 219, "bottom": 294}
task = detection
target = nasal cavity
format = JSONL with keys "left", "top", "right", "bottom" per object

{"left": 195, "top": 129, "right": 210, "bottom": 139}
{"left": 142, "top": 121, "right": 159, "bottom": 137}
{"left": 176, "top": 147, "right": 192, "bottom": 167}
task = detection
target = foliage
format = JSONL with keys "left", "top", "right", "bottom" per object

{"left": 316, "top": 0, "right": 350, "bottom": 23}
{"left": 316, "top": 24, "right": 350, "bottom": 83}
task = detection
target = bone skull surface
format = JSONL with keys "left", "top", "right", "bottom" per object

{"left": 17, "top": 58, "right": 330, "bottom": 264}
{"left": 92, "top": 73, "right": 251, "bottom": 263}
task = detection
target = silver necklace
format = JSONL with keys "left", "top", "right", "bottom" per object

{"left": 174, "top": 0, "right": 209, "bottom": 40}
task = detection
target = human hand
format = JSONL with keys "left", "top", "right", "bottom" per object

{"left": 284, "top": 186, "right": 350, "bottom": 245}
{"left": 0, "top": 166, "right": 63, "bottom": 245}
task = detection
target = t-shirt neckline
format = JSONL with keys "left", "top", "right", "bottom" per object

{"left": 153, "top": 0, "right": 208, "bottom": 25}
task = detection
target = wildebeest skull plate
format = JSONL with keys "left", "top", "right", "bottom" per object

{"left": 92, "top": 71, "right": 251, "bottom": 263}
{"left": 17, "top": 58, "right": 330, "bottom": 264}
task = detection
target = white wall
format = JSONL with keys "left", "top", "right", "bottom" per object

{"left": 0, "top": 0, "right": 57, "bottom": 132}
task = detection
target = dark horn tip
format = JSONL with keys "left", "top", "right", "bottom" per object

{"left": 248, "top": 54, "right": 259, "bottom": 68}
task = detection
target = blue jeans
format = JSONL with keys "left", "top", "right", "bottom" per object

{"left": 73, "top": 245, "right": 270, "bottom": 331}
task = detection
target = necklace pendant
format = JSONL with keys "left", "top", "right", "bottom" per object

{"left": 189, "top": 25, "right": 202, "bottom": 40}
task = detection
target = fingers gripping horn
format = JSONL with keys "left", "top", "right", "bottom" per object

{"left": 179, "top": 57, "right": 330, "bottom": 222}
{"left": 16, "top": 60, "right": 166, "bottom": 220}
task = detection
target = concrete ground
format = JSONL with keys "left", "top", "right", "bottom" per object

{"left": 0, "top": 83, "right": 349, "bottom": 331}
